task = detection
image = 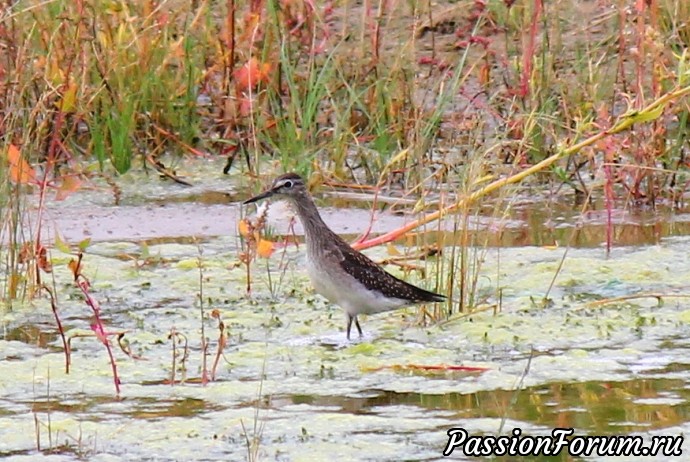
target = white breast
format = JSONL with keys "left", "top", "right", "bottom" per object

{"left": 306, "top": 254, "right": 409, "bottom": 316}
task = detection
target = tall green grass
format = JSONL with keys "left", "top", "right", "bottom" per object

{"left": 2, "top": 1, "right": 687, "bottom": 178}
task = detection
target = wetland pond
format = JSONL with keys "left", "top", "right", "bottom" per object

{"left": 2, "top": 159, "right": 690, "bottom": 461}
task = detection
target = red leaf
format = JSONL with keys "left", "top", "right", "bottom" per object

{"left": 234, "top": 58, "right": 272, "bottom": 92}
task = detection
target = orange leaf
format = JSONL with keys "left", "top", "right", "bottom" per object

{"left": 37, "top": 245, "right": 52, "bottom": 273}
{"left": 68, "top": 258, "right": 81, "bottom": 278}
{"left": 238, "top": 218, "right": 251, "bottom": 238}
{"left": 55, "top": 175, "right": 82, "bottom": 201}
{"left": 257, "top": 238, "right": 275, "bottom": 258}
{"left": 234, "top": 58, "right": 272, "bottom": 92}
{"left": 5, "top": 144, "right": 36, "bottom": 184}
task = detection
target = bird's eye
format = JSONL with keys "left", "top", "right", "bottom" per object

{"left": 283, "top": 180, "right": 294, "bottom": 188}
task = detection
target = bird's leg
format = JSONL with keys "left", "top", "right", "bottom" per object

{"left": 346, "top": 314, "right": 364, "bottom": 340}
{"left": 354, "top": 316, "right": 363, "bottom": 338}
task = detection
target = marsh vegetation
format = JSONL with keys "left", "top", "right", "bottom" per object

{"left": 1, "top": 0, "right": 690, "bottom": 460}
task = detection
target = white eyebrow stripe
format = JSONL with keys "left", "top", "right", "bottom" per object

{"left": 275, "top": 179, "right": 302, "bottom": 188}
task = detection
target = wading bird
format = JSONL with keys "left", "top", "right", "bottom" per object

{"left": 243, "top": 173, "right": 446, "bottom": 339}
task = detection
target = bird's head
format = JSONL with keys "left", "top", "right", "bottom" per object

{"left": 243, "top": 172, "right": 307, "bottom": 205}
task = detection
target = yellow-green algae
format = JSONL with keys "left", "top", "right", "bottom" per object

{"left": 2, "top": 232, "right": 690, "bottom": 460}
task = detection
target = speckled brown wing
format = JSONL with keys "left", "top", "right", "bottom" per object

{"left": 336, "top": 244, "right": 446, "bottom": 303}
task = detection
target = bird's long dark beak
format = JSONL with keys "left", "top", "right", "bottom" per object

{"left": 243, "top": 189, "right": 274, "bottom": 205}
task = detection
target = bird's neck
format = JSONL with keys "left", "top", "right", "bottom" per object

{"left": 291, "top": 194, "right": 340, "bottom": 250}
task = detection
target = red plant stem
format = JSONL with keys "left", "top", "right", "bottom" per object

{"left": 201, "top": 339, "right": 209, "bottom": 385}
{"left": 367, "top": 364, "right": 489, "bottom": 373}
{"left": 226, "top": 0, "right": 235, "bottom": 82}
{"left": 75, "top": 0, "right": 85, "bottom": 84}
{"left": 35, "top": 16, "right": 78, "bottom": 285}
{"left": 76, "top": 274, "right": 121, "bottom": 395}
{"left": 649, "top": 0, "right": 659, "bottom": 98}
{"left": 519, "top": 0, "right": 542, "bottom": 98}
{"left": 616, "top": 1, "right": 628, "bottom": 92}
{"left": 195, "top": 252, "right": 211, "bottom": 385}
{"left": 635, "top": 0, "right": 646, "bottom": 106}
{"left": 371, "top": 0, "right": 383, "bottom": 66}
{"left": 210, "top": 322, "right": 226, "bottom": 381}
{"left": 34, "top": 112, "right": 66, "bottom": 285}
{"left": 42, "top": 285, "right": 70, "bottom": 374}
{"left": 170, "top": 328, "right": 177, "bottom": 385}
{"left": 151, "top": 124, "right": 207, "bottom": 157}
{"left": 245, "top": 251, "right": 252, "bottom": 293}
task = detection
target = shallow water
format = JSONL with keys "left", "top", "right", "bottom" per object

{"left": 3, "top": 160, "right": 690, "bottom": 461}
{"left": 15, "top": 157, "right": 690, "bottom": 250}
